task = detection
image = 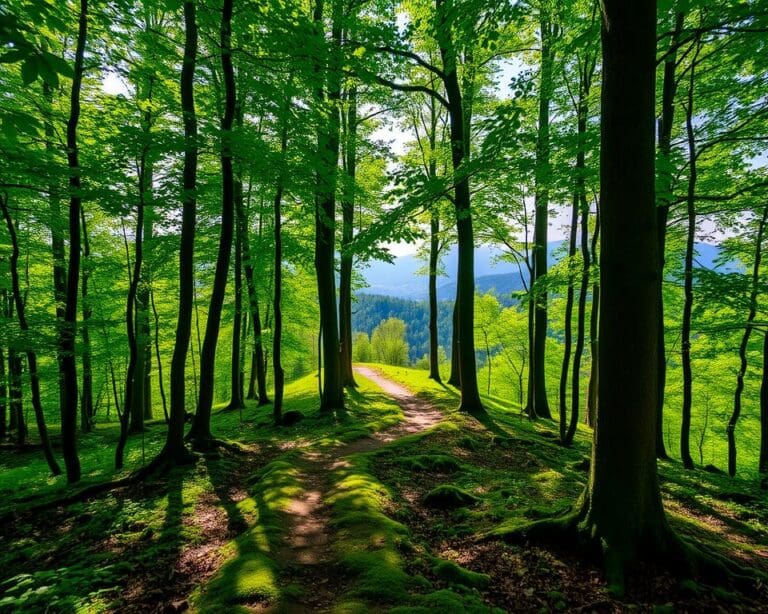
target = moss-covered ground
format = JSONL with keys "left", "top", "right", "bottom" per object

{"left": 2, "top": 365, "right": 768, "bottom": 612}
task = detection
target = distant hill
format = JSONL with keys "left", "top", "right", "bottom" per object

{"left": 358, "top": 241, "right": 727, "bottom": 301}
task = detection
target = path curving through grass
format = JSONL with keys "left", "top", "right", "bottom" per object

{"left": 274, "top": 365, "right": 444, "bottom": 611}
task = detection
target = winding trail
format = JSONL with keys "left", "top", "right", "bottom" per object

{"left": 272, "top": 366, "right": 444, "bottom": 612}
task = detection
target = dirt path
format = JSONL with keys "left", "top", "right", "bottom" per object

{"left": 271, "top": 366, "right": 443, "bottom": 612}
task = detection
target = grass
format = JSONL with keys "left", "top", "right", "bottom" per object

{"left": 2, "top": 364, "right": 767, "bottom": 612}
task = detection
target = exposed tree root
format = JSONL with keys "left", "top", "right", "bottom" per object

{"left": 484, "top": 510, "right": 765, "bottom": 598}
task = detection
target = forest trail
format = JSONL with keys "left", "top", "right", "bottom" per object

{"left": 273, "top": 366, "right": 444, "bottom": 612}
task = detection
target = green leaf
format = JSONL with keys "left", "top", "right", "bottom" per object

{"left": 37, "top": 58, "right": 59, "bottom": 87}
{"left": 0, "top": 49, "right": 26, "bottom": 64}
{"left": 41, "top": 51, "right": 73, "bottom": 78}
{"left": 21, "top": 57, "right": 38, "bottom": 84}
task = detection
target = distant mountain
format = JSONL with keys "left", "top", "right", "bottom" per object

{"left": 358, "top": 241, "right": 727, "bottom": 301}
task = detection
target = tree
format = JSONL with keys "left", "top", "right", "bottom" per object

{"left": 154, "top": 0, "right": 198, "bottom": 470}
{"left": 59, "top": 0, "right": 89, "bottom": 484}
{"left": 187, "top": 0, "right": 237, "bottom": 449}
{"left": 352, "top": 332, "right": 372, "bottom": 363}
{"left": 371, "top": 318, "right": 409, "bottom": 366}
{"left": 313, "top": 0, "right": 345, "bottom": 414}
{"left": 500, "top": 0, "right": 744, "bottom": 595}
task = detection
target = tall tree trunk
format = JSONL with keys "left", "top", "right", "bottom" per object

{"left": 115, "top": 176, "right": 146, "bottom": 469}
{"left": 43, "top": 81, "right": 67, "bottom": 416}
{"left": 759, "top": 332, "right": 768, "bottom": 475}
{"left": 8, "top": 350, "right": 25, "bottom": 445}
{"left": 0, "top": 346, "right": 6, "bottom": 441}
{"left": 155, "top": 0, "right": 198, "bottom": 468}
{"left": 564, "top": 52, "right": 595, "bottom": 446}
{"left": 188, "top": 0, "right": 236, "bottom": 447}
{"left": 655, "top": 12, "right": 684, "bottom": 460}
{"left": 559, "top": 193, "right": 578, "bottom": 442}
{"left": 59, "top": 0, "right": 88, "bottom": 483}
{"left": 339, "top": 83, "right": 358, "bottom": 388}
{"left": 586, "top": 208, "right": 600, "bottom": 426}
{"left": 436, "top": 0, "right": 482, "bottom": 414}
{"left": 0, "top": 195, "right": 61, "bottom": 475}
{"left": 228, "top": 187, "right": 245, "bottom": 410}
{"left": 313, "top": 0, "right": 345, "bottom": 413}
{"left": 447, "top": 299, "right": 460, "bottom": 386}
{"left": 428, "top": 211, "right": 442, "bottom": 382}
{"left": 241, "top": 201, "right": 270, "bottom": 406}
{"left": 272, "top": 106, "right": 289, "bottom": 424}
{"left": 577, "top": 0, "right": 676, "bottom": 592}
{"left": 80, "top": 208, "right": 93, "bottom": 432}
{"left": 728, "top": 207, "right": 768, "bottom": 477}
{"left": 528, "top": 9, "right": 555, "bottom": 420}
{"left": 679, "top": 39, "right": 702, "bottom": 471}
{"left": 150, "top": 287, "right": 168, "bottom": 423}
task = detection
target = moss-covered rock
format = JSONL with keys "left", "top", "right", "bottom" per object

{"left": 423, "top": 485, "right": 480, "bottom": 509}
{"left": 431, "top": 559, "right": 490, "bottom": 589}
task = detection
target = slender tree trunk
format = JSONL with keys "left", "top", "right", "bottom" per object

{"left": 0, "top": 195, "right": 61, "bottom": 475}
{"left": 156, "top": 0, "right": 198, "bottom": 468}
{"left": 529, "top": 9, "right": 555, "bottom": 420}
{"left": 241, "top": 210, "right": 270, "bottom": 406}
{"left": 437, "top": 0, "right": 482, "bottom": 414}
{"left": 564, "top": 55, "right": 595, "bottom": 446}
{"left": 339, "top": 83, "right": 358, "bottom": 388}
{"left": 9, "top": 350, "right": 25, "bottom": 445}
{"left": 228, "top": 188, "right": 245, "bottom": 410}
{"left": 59, "top": 0, "right": 88, "bottom": 483}
{"left": 559, "top": 194, "right": 578, "bottom": 441}
{"left": 43, "top": 81, "right": 67, "bottom": 416}
{"left": 188, "top": 0, "right": 236, "bottom": 447}
{"left": 313, "top": 0, "right": 345, "bottom": 413}
{"left": 728, "top": 207, "right": 768, "bottom": 477}
{"left": 428, "top": 212, "right": 442, "bottom": 382}
{"left": 0, "top": 346, "right": 6, "bottom": 440}
{"left": 150, "top": 287, "right": 168, "bottom": 423}
{"left": 680, "top": 40, "right": 702, "bottom": 471}
{"left": 115, "top": 177, "right": 146, "bottom": 469}
{"left": 759, "top": 332, "right": 768, "bottom": 475}
{"left": 586, "top": 209, "right": 600, "bottom": 426}
{"left": 273, "top": 107, "right": 289, "bottom": 424}
{"left": 447, "top": 299, "right": 460, "bottom": 387}
{"left": 80, "top": 208, "right": 93, "bottom": 432}
{"left": 655, "top": 12, "right": 684, "bottom": 460}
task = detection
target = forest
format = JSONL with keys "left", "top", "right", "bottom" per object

{"left": 1, "top": 0, "right": 768, "bottom": 611}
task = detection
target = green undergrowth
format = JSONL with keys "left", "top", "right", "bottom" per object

{"left": 0, "top": 372, "right": 405, "bottom": 612}
{"left": 361, "top": 365, "right": 768, "bottom": 610}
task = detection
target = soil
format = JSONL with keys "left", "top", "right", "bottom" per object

{"left": 269, "top": 365, "right": 444, "bottom": 612}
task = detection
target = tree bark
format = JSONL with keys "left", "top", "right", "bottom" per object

{"left": 578, "top": 0, "right": 673, "bottom": 592}
{"left": 528, "top": 8, "right": 556, "bottom": 420}
{"left": 59, "top": 0, "right": 88, "bottom": 483}
{"left": 228, "top": 184, "right": 245, "bottom": 411}
{"left": 339, "top": 82, "right": 358, "bottom": 388}
{"left": 563, "top": 52, "right": 595, "bottom": 446}
{"left": 586, "top": 208, "right": 600, "bottom": 427}
{"left": 759, "top": 332, "right": 768, "bottom": 475}
{"left": 156, "top": 0, "right": 198, "bottom": 468}
{"left": 436, "top": 0, "right": 482, "bottom": 414}
{"left": 43, "top": 81, "right": 67, "bottom": 417}
{"left": 447, "top": 299, "right": 460, "bottom": 387}
{"left": 680, "top": 39, "right": 702, "bottom": 471}
{"left": 80, "top": 208, "right": 93, "bottom": 432}
{"left": 272, "top": 107, "right": 289, "bottom": 424}
{"left": 428, "top": 211, "right": 442, "bottom": 382}
{"left": 0, "top": 194, "right": 61, "bottom": 475}
{"left": 150, "top": 287, "right": 168, "bottom": 423}
{"left": 654, "top": 11, "right": 684, "bottom": 460}
{"left": 188, "top": 0, "right": 237, "bottom": 447}
{"left": 313, "top": 0, "right": 345, "bottom": 413}
{"left": 728, "top": 207, "right": 768, "bottom": 477}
